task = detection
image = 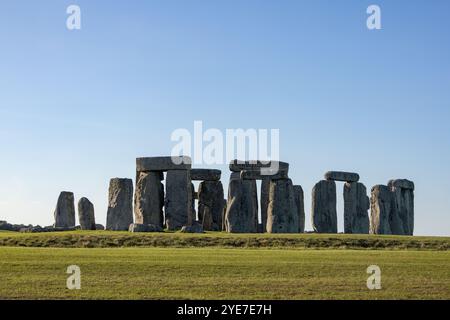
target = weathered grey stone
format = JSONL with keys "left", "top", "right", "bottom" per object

{"left": 129, "top": 223, "right": 163, "bottom": 233}
{"left": 165, "top": 170, "right": 192, "bottom": 230}
{"left": 106, "top": 178, "right": 134, "bottom": 231}
{"left": 134, "top": 171, "right": 164, "bottom": 228}
{"left": 370, "top": 185, "right": 394, "bottom": 235}
{"left": 136, "top": 156, "right": 191, "bottom": 172}
{"left": 229, "top": 160, "right": 289, "bottom": 174}
{"left": 267, "top": 179, "right": 299, "bottom": 233}
{"left": 180, "top": 221, "right": 204, "bottom": 233}
{"left": 222, "top": 199, "right": 227, "bottom": 231}
{"left": 190, "top": 169, "right": 221, "bottom": 181}
{"left": 54, "top": 192, "right": 76, "bottom": 228}
{"left": 325, "top": 171, "right": 360, "bottom": 182}
{"left": 311, "top": 180, "right": 337, "bottom": 233}
{"left": 241, "top": 170, "right": 289, "bottom": 180}
{"left": 293, "top": 185, "right": 305, "bottom": 233}
{"left": 191, "top": 182, "right": 197, "bottom": 221}
{"left": 388, "top": 179, "right": 415, "bottom": 191}
{"left": 198, "top": 181, "right": 224, "bottom": 231}
{"left": 344, "top": 182, "right": 370, "bottom": 234}
{"left": 260, "top": 178, "right": 270, "bottom": 233}
{"left": 389, "top": 180, "right": 414, "bottom": 235}
{"left": 95, "top": 224, "right": 105, "bottom": 230}
{"left": 78, "top": 197, "right": 96, "bottom": 230}
{"left": 225, "top": 174, "right": 258, "bottom": 233}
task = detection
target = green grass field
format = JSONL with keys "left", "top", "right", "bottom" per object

{"left": 0, "top": 231, "right": 449, "bottom": 300}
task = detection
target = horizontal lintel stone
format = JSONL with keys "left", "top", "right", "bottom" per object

{"left": 136, "top": 156, "right": 192, "bottom": 172}
{"left": 190, "top": 169, "right": 221, "bottom": 181}
{"left": 324, "top": 171, "right": 360, "bottom": 182}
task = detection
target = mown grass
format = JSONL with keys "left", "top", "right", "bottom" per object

{"left": 0, "top": 247, "right": 448, "bottom": 300}
{"left": 0, "top": 231, "right": 448, "bottom": 250}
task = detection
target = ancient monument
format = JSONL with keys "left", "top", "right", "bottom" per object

{"left": 39, "top": 155, "right": 416, "bottom": 236}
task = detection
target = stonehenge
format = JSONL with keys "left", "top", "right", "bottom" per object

{"left": 37, "top": 155, "right": 415, "bottom": 237}
{"left": 54, "top": 191, "right": 76, "bottom": 228}
{"left": 106, "top": 178, "right": 134, "bottom": 231}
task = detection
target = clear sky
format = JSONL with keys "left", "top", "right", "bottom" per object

{"left": 0, "top": 0, "right": 449, "bottom": 236}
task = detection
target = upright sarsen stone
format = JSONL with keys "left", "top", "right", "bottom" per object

{"left": 225, "top": 173, "right": 258, "bottom": 233}
{"left": 293, "top": 185, "right": 305, "bottom": 233}
{"left": 54, "top": 191, "right": 76, "bottom": 228}
{"left": 389, "top": 179, "right": 414, "bottom": 235}
{"left": 260, "top": 178, "right": 270, "bottom": 233}
{"left": 198, "top": 181, "right": 224, "bottom": 231}
{"left": 267, "top": 179, "right": 299, "bottom": 233}
{"left": 370, "top": 185, "right": 394, "bottom": 235}
{"left": 344, "top": 182, "right": 370, "bottom": 234}
{"left": 106, "top": 178, "right": 133, "bottom": 231}
{"left": 311, "top": 180, "right": 337, "bottom": 233}
{"left": 165, "top": 170, "right": 192, "bottom": 230}
{"left": 78, "top": 197, "right": 96, "bottom": 230}
{"left": 134, "top": 171, "right": 164, "bottom": 228}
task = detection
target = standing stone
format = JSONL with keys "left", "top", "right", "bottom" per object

{"left": 222, "top": 199, "right": 227, "bottom": 231}
{"left": 225, "top": 173, "right": 258, "bottom": 233}
{"left": 370, "top": 185, "right": 394, "bottom": 235}
{"left": 191, "top": 182, "right": 197, "bottom": 222}
{"left": 389, "top": 179, "right": 414, "bottom": 235}
{"left": 344, "top": 182, "right": 370, "bottom": 234}
{"left": 165, "top": 170, "right": 192, "bottom": 230}
{"left": 267, "top": 179, "right": 299, "bottom": 233}
{"left": 78, "top": 197, "right": 96, "bottom": 230}
{"left": 311, "top": 180, "right": 337, "bottom": 233}
{"left": 134, "top": 172, "right": 164, "bottom": 228}
{"left": 293, "top": 185, "right": 305, "bottom": 233}
{"left": 106, "top": 178, "right": 133, "bottom": 231}
{"left": 260, "top": 178, "right": 270, "bottom": 233}
{"left": 54, "top": 192, "right": 76, "bottom": 228}
{"left": 198, "top": 181, "right": 224, "bottom": 231}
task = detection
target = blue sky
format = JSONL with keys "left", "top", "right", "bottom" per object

{"left": 0, "top": 0, "right": 449, "bottom": 236}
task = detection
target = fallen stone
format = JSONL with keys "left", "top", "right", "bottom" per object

{"left": 134, "top": 171, "right": 164, "bottom": 228}
{"left": 106, "top": 178, "right": 134, "bottom": 231}
{"left": 293, "top": 185, "right": 305, "bottom": 233}
{"left": 311, "top": 180, "right": 337, "bottom": 233}
{"left": 165, "top": 170, "right": 192, "bottom": 230}
{"left": 229, "top": 160, "right": 289, "bottom": 174}
{"left": 128, "top": 223, "right": 163, "bottom": 233}
{"left": 136, "top": 156, "right": 192, "bottom": 172}
{"left": 344, "top": 182, "right": 370, "bottom": 234}
{"left": 198, "top": 181, "right": 224, "bottom": 231}
{"left": 180, "top": 221, "right": 204, "bottom": 233}
{"left": 240, "top": 170, "right": 289, "bottom": 180}
{"left": 78, "top": 197, "right": 96, "bottom": 230}
{"left": 225, "top": 174, "right": 258, "bottom": 233}
{"left": 325, "top": 171, "right": 360, "bottom": 182}
{"left": 267, "top": 179, "right": 299, "bottom": 233}
{"left": 370, "top": 185, "right": 395, "bottom": 234}
{"left": 190, "top": 169, "right": 221, "bottom": 181}
{"left": 54, "top": 191, "right": 76, "bottom": 228}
